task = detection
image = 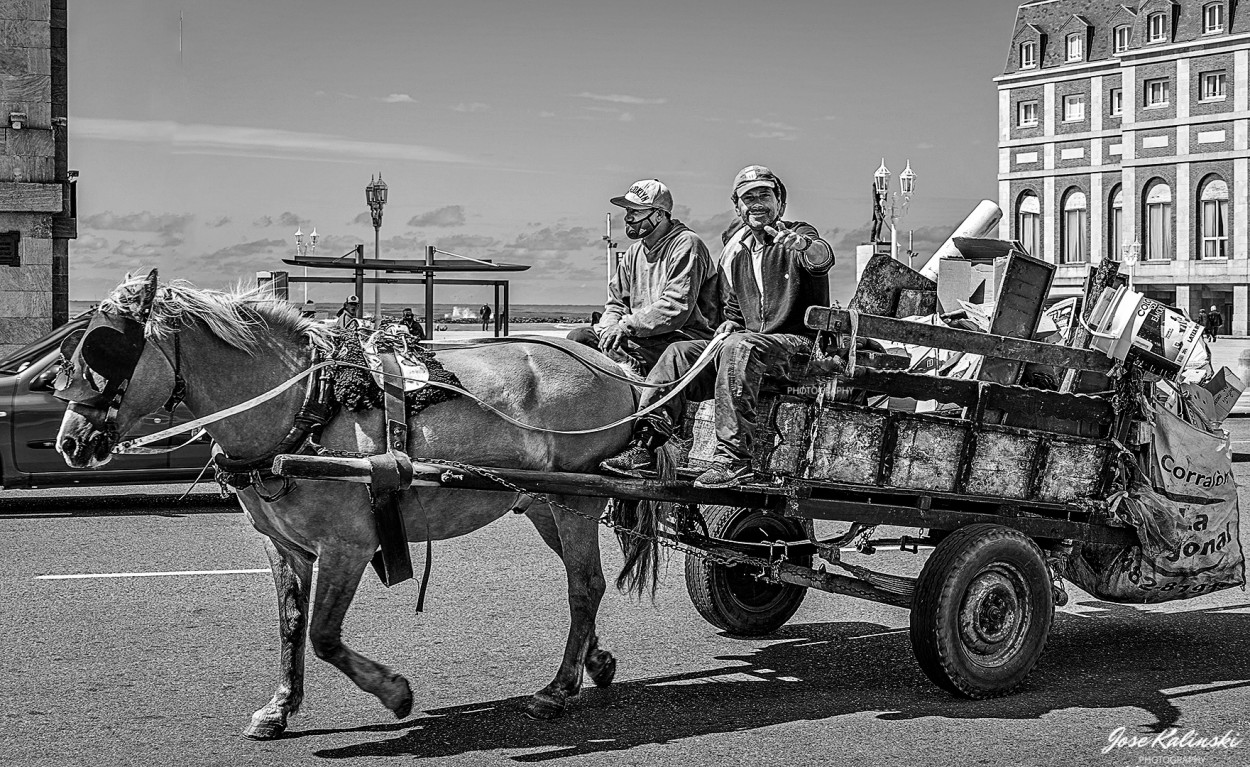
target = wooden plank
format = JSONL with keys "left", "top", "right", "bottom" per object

{"left": 977, "top": 252, "right": 1055, "bottom": 423}
{"left": 0, "top": 181, "right": 61, "bottom": 212}
{"left": 804, "top": 306, "right": 1115, "bottom": 374}
{"left": 848, "top": 253, "right": 936, "bottom": 317}
{"left": 846, "top": 369, "right": 1114, "bottom": 424}
{"left": 798, "top": 497, "right": 1137, "bottom": 546}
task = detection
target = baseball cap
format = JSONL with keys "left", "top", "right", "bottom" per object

{"left": 733, "top": 165, "right": 780, "bottom": 197}
{"left": 347, "top": 295, "right": 359, "bottom": 303}
{"left": 610, "top": 179, "right": 673, "bottom": 212}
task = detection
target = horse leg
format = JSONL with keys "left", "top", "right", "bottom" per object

{"left": 525, "top": 502, "right": 617, "bottom": 694}
{"left": 308, "top": 546, "right": 414, "bottom": 719}
{"left": 525, "top": 495, "right": 613, "bottom": 720}
{"left": 244, "top": 538, "right": 313, "bottom": 740}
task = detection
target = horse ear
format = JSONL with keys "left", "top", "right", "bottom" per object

{"left": 138, "top": 269, "right": 159, "bottom": 320}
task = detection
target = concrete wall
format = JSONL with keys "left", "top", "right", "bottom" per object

{"left": 0, "top": 0, "right": 68, "bottom": 355}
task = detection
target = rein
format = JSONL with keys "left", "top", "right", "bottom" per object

{"left": 113, "top": 335, "right": 728, "bottom": 454}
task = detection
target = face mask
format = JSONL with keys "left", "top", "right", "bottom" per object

{"left": 625, "top": 210, "right": 658, "bottom": 239}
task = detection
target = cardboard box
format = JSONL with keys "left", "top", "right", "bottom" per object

{"left": 936, "top": 256, "right": 1008, "bottom": 312}
{"left": 1202, "top": 367, "right": 1246, "bottom": 423}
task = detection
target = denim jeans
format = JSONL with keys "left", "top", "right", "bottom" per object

{"left": 639, "top": 332, "right": 812, "bottom": 464}
{"left": 567, "top": 326, "right": 703, "bottom": 375}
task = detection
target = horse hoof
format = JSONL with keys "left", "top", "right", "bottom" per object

{"left": 243, "top": 717, "right": 286, "bottom": 741}
{"left": 587, "top": 651, "right": 617, "bottom": 688}
{"left": 389, "top": 676, "right": 414, "bottom": 720}
{"left": 524, "top": 690, "right": 568, "bottom": 721}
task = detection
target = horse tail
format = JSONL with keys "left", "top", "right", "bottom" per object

{"left": 613, "top": 441, "right": 680, "bottom": 599}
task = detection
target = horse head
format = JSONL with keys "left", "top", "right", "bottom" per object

{"left": 54, "top": 270, "right": 179, "bottom": 468}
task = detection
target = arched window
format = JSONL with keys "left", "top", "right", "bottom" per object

{"left": 1145, "top": 181, "right": 1173, "bottom": 261}
{"left": 1148, "top": 12, "right": 1167, "bottom": 42}
{"left": 1061, "top": 190, "right": 1088, "bottom": 264}
{"left": 1020, "top": 41, "right": 1037, "bottom": 68}
{"left": 1066, "top": 33, "right": 1084, "bottom": 61}
{"left": 1199, "top": 177, "right": 1229, "bottom": 259}
{"left": 1203, "top": 2, "right": 1225, "bottom": 33}
{"left": 1109, "top": 186, "right": 1124, "bottom": 258}
{"left": 1114, "top": 25, "right": 1131, "bottom": 52}
{"left": 1017, "top": 192, "right": 1040, "bottom": 257}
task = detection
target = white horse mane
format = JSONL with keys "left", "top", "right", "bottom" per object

{"left": 101, "top": 275, "right": 332, "bottom": 354}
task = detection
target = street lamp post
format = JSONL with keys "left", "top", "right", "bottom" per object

{"left": 365, "top": 173, "right": 388, "bottom": 328}
{"left": 873, "top": 159, "right": 917, "bottom": 263}
{"left": 293, "top": 226, "right": 318, "bottom": 303}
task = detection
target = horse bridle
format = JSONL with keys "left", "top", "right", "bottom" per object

{"left": 53, "top": 271, "right": 187, "bottom": 441}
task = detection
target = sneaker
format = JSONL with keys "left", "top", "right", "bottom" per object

{"left": 600, "top": 444, "right": 654, "bottom": 477}
{"left": 692, "top": 459, "right": 755, "bottom": 489}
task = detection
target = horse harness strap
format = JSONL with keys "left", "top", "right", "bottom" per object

{"left": 212, "top": 348, "right": 334, "bottom": 500}
{"left": 369, "top": 350, "right": 426, "bottom": 598}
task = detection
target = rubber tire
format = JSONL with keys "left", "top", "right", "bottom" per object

{"left": 910, "top": 523, "right": 1054, "bottom": 699}
{"left": 685, "top": 505, "right": 810, "bottom": 636}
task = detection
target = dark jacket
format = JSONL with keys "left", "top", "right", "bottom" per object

{"left": 720, "top": 221, "right": 832, "bottom": 336}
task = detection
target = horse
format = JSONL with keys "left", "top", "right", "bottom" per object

{"left": 54, "top": 273, "right": 660, "bottom": 740}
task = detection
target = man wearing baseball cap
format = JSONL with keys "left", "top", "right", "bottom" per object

{"left": 568, "top": 178, "right": 718, "bottom": 374}
{"left": 601, "top": 165, "right": 835, "bottom": 488}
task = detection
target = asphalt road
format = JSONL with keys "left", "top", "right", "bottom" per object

{"left": 1, "top": 475, "right": 1248, "bottom": 767}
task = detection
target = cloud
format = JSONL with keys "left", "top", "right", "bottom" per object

{"left": 744, "top": 118, "right": 798, "bottom": 141}
{"left": 253, "top": 215, "right": 273, "bottom": 228}
{"left": 915, "top": 142, "right": 936, "bottom": 150}
{"left": 78, "top": 210, "right": 193, "bottom": 234}
{"left": 349, "top": 211, "right": 372, "bottom": 226}
{"left": 205, "top": 238, "right": 288, "bottom": 261}
{"left": 504, "top": 225, "right": 600, "bottom": 253}
{"left": 75, "top": 118, "right": 475, "bottom": 164}
{"left": 407, "top": 205, "right": 466, "bottom": 228}
{"left": 278, "top": 212, "right": 302, "bottom": 228}
{"left": 538, "top": 111, "right": 557, "bottom": 118}
{"left": 435, "top": 234, "right": 498, "bottom": 251}
{"left": 379, "top": 93, "right": 416, "bottom": 103}
{"left": 574, "top": 92, "right": 666, "bottom": 105}
{"left": 451, "top": 102, "right": 489, "bottom": 113}
{"left": 618, "top": 112, "right": 635, "bottom": 122}
{"left": 205, "top": 215, "right": 231, "bottom": 228}
{"left": 75, "top": 234, "right": 110, "bottom": 252}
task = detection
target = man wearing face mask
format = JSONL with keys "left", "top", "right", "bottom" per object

{"left": 567, "top": 179, "right": 718, "bottom": 374}
{"left": 600, "top": 165, "right": 834, "bottom": 488}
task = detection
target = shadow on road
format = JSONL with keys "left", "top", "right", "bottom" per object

{"left": 298, "top": 600, "right": 1250, "bottom": 761}
{"left": 0, "top": 491, "right": 235, "bottom": 518}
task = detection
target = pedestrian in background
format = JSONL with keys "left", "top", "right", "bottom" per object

{"left": 480, "top": 304, "right": 492, "bottom": 331}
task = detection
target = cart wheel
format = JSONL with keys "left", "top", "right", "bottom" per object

{"left": 685, "top": 505, "right": 810, "bottom": 636}
{"left": 910, "top": 523, "right": 1054, "bottom": 699}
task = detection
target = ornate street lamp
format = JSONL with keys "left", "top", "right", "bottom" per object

{"left": 872, "top": 159, "right": 917, "bottom": 263}
{"left": 293, "top": 226, "right": 317, "bottom": 303}
{"left": 365, "top": 173, "right": 388, "bottom": 327}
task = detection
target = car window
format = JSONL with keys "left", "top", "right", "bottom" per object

{"left": 0, "top": 313, "right": 91, "bottom": 375}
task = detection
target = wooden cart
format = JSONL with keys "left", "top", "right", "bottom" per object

{"left": 271, "top": 304, "right": 1143, "bottom": 700}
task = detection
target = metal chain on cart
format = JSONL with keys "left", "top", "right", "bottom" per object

{"left": 421, "top": 458, "right": 749, "bottom": 569}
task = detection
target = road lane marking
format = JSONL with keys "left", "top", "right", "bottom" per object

{"left": 36, "top": 568, "right": 269, "bottom": 580}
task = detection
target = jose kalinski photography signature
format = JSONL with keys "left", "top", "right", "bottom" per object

{"left": 1102, "top": 726, "right": 1244, "bottom": 758}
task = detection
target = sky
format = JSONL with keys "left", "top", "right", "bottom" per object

{"left": 67, "top": 0, "right": 1021, "bottom": 308}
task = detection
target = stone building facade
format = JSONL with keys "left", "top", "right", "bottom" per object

{"left": 997, "top": 0, "right": 1250, "bottom": 334}
{"left": 0, "top": 0, "right": 74, "bottom": 356}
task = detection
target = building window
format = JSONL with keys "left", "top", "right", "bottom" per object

{"left": 1066, "top": 33, "right": 1084, "bottom": 61}
{"left": 1109, "top": 186, "right": 1124, "bottom": 258}
{"left": 1203, "top": 3, "right": 1224, "bottom": 33}
{"left": 1114, "top": 25, "right": 1132, "bottom": 52}
{"left": 1199, "top": 178, "right": 1229, "bottom": 259}
{"left": 1019, "top": 100, "right": 1039, "bottom": 127}
{"left": 1145, "top": 79, "right": 1170, "bottom": 107}
{"left": 1200, "top": 71, "right": 1226, "bottom": 100}
{"left": 1020, "top": 41, "right": 1037, "bottom": 69}
{"left": 0, "top": 231, "right": 18, "bottom": 267}
{"left": 1063, "top": 94, "right": 1085, "bottom": 121}
{"left": 1145, "top": 182, "right": 1173, "bottom": 261}
{"left": 1148, "top": 13, "right": 1167, "bottom": 42}
{"left": 1110, "top": 88, "right": 1123, "bottom": 116}
{"left": 1061, "top": 191, "right": 1088, "bottom": 264}
{"left": 1017, "top": 192, "right": 1041, "bottom": 257}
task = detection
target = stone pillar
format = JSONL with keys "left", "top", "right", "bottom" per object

{"left": 1235, "top": 285, "right": 1249, "bottom": 337}
{"left": 1176, "top": 284, "right": 1192, "bottom": 317}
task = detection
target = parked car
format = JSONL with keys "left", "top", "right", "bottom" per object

{"left": 0, "top": 313, "right": 213, "bottom": 489}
